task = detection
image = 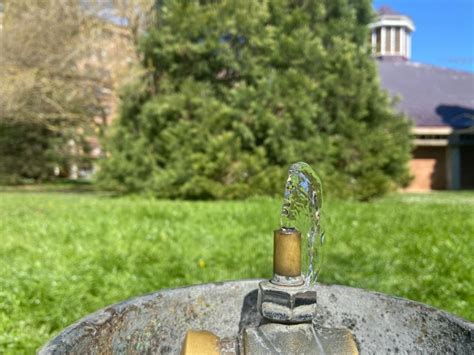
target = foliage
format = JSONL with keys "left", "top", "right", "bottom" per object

{"left": 100, "top": 0, "right": 412, "bottom": 200}
{"left": 0, "top": 122, "right": 61, "bottom": 183}
{"left": 0, "top": 191, "right": 473, "bottom": 352}
{"left": 0, "top": 0, "right": 102, "bottom": 125}
{"left": 0, "top": 0, "right": 153, "bottom": 182}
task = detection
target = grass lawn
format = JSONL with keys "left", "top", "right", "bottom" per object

{"left": 0, "top": 190, "right": 473, "bottom": 352}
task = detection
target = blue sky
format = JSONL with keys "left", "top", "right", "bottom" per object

{"left": 373, "top": 0, "right": 474, "bottom": 72}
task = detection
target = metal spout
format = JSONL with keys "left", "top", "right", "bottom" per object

{"left": 258, "top": 227, "right": 316, "bottom": 323}
{"left": 272, "top": 228, "right": 304, "bottom": 286}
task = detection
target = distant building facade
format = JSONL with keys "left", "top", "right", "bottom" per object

{"left": 371, "top": 6, "right": 474, "bottom": 190}
{"left": 0, "top": 2, "right": 137, "bottom": 179}
{"left": 0, "top": 3, "right": 4, "bottom": 31}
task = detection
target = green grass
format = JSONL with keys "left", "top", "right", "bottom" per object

{"left": 0, "top": 191, "right": 473, "bottom": 353}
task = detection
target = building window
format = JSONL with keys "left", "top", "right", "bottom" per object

{"left": 385, "top": 26, "right": 391, "bottom": 53}
{"left": 376, "top": 27, "right": 382, "bottom": 53}
{"left": 395, "top": 27, "right": 401, "bottom": 53}
{"left": 406, "top": 33, "right": 410, "bottom": 58}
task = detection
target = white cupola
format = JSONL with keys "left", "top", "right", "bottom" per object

{"left": 370, "top": 6, "right": 415, "bottom": 60}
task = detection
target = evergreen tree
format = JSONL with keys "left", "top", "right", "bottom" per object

{"left": 99, "top": 0, "right": 412, "bottom": 200}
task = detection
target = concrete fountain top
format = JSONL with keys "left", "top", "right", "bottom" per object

{"left": 40, "top": 280, "right": 473, "bottom": 354}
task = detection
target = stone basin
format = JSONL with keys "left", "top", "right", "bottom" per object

{"left": 40, "top": 280, "right": 473, "bottom": 354}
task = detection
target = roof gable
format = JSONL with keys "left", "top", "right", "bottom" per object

{"left": 377, "top": 6, "right": 402, "bottom": 16}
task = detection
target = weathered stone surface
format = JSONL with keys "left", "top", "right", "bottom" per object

{"left": 40, "top": 280, "right": 474, "bottom": 354}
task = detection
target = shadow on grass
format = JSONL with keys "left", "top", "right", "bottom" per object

{"left": 0, "top": 180, "right": 115, "bottom": 195}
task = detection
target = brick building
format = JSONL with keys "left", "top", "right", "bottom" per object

{"left": 0, "top": 3, "right": 3, "bottom": 31}
{"left": 371, "top": 6, "right": 474, "bottom": 190}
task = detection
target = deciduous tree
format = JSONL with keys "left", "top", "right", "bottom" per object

{"left": 0, "top": 0, "right": 153, "bottom": 182}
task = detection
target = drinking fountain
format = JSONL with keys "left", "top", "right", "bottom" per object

{"left": 40, "top": 163, "right": 473, "bottom": 354}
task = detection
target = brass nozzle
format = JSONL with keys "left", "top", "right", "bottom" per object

{"left": 181, "top": 330, "right": 220, "bottom": 355}
{"left": 273, "top": 228, "right": 301, "bottom": 277}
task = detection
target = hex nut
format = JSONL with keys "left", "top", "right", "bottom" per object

{"left": 257, "top": 280, "right": 317, "bottom": 323}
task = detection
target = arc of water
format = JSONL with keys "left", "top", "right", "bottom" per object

{"left": 280, "top": 162, "right": 323, "bottom": 286}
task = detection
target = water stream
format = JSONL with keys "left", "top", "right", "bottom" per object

{"left": 280, "top": 162, "right": 324, "bottom": 286}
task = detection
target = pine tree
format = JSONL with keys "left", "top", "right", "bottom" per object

{"left": 99, "top": 0, "right": 412, "bottom": 200}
